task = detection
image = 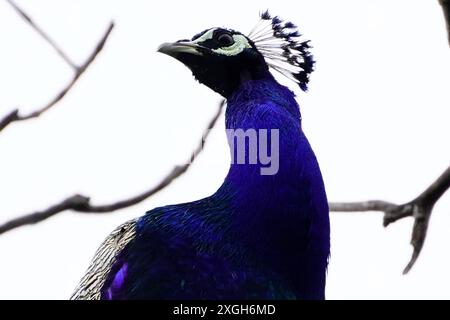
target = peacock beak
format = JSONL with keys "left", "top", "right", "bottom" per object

{"left": 157, "top": 41, "right": 204, "bottom": 58}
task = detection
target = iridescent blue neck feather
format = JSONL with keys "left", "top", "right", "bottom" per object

{"left": 219, "top": 74, "right": 330, "bottom": 298}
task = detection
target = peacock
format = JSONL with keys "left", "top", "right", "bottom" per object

{"left": 71, "top": 10, "right": 330, "bottom": 300}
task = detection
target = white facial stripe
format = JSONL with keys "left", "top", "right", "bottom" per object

{"left": 190, "top": 29, "right": 251, "bottom": 56}
{"left": 192, "top": 28, "right": 217, "bottom": 44}
{"left": 212, "top": 34, "right": 251, "bottom": 56}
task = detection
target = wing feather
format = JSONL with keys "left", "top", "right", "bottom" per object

{"left": 70, "top": 219, "right": 137, "bottom": 300}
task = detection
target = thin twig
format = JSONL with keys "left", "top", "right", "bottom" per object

{"left": 0, "top": 11, "right": 114, "bottom": 133}
{"left": 440, "top": 0, "right": 450, "bottom": 45}
{"left": 330, "top": 165, "right": 450, "bottom": 274}
{"left": 0, "top": 100, "right": 226, "bottom": 235}
{"left": 6, "top": 0, "right": 78, "bottom": 69}
{"left": 329, "top": 200, "right": 399, "bottom": 213}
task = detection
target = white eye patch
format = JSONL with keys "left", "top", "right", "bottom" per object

{"left": 212, "top": 34, "right": 251, "bottom": 56}
{"left": 192, "top": 28, "right": 251, "bottom": 56}
{"left": 192, "top": 28, "right": 217, "bottom": 44}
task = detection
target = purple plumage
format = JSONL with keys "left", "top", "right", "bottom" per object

{"left": 72, "top": 12, "right": 330, "bottom": 300}
{"left": 98, "top": 75, "right": 329, "bottom": 299}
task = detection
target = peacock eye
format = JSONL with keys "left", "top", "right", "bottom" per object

{"left": 217, "top": 33, "right": 234, "bottom": 47}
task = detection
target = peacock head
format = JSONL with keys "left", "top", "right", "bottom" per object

{"left": 158, "top": 11, "right": 315, "bottom": 98}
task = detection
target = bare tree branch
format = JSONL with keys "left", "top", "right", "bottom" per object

{"left": 330, "top": 165, "right": 450, "bottom": 274}
{"left": 440, "top": 0, "right": 450, "bottom": 45}
{"left": 0, "top": 100, "right": 225, "bottom": 236}
{"left": 0, "top": 1, "right": 114, "bottom": 133}
{"left": 6, "top": 0, "right": 78, "bottom": 69}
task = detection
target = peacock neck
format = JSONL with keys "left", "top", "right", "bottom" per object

{"left": 216, "top": 77, "right": 310, "bottom": 237}
{"left": 221, "top": 76, "right": 307, "bottom": 204}
{"left": 211, "top": 76, "right": 329, "bottom": 299}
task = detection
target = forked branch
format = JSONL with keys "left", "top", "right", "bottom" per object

{"left": 330, "top": 165, "right": 450, "bottom": 274}
{"left": 0, "top": 0, "right": 114, "bottom": 133}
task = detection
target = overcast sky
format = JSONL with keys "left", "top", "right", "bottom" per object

{"left": 1, "top": 0, "right": 449, "bottom": 299}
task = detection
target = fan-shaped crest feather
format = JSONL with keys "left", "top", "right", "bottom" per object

{"left": 248, "top": 10, "right": 315, "bottom": 91}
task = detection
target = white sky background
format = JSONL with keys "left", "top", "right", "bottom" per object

{"left": 0, "top": 0, "right": 449, "bottom": 299}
